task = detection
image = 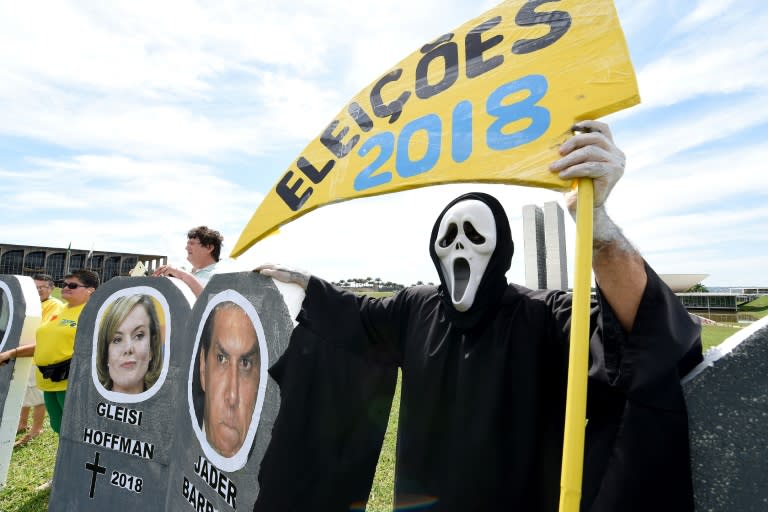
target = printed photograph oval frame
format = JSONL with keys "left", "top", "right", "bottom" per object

{"left": 91, "top": 286, "right": 171, "bottom": 403}
{"left": 188, "top": 289, "right": 269, "bottom": 473}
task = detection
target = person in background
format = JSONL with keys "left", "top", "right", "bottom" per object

{"left": 0, "top": 269, "right": 99, "bottom": 489}
{"left": 35, "top": 273, "right": 65, "bottom": 322}
{"left": 154, "top": 226, "right": 224, "bottom": 297}
{"left": 1, "top": 270, "right": 99, "bottom": 430}
{"left": 14, "top": 274, "right": 64, "bottom": 447}
{"left": 36, "top": 270, "right": 100, "bottom": 432}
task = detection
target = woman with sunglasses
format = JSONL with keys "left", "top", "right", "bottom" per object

{"left": 0, "top": 270, "right": 100, "bottom": 438}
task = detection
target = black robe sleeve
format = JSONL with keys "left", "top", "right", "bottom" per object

{"left": 253, "top": 323, "right": 397, "bottom": 512}
{"left": 582, "top": 263, "right": 703, "bottom": 512}
{"left": 296, "top": 277, "right": 418, "bottom": 365}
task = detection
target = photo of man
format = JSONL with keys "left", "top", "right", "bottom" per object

{"left": 190, "top": 291, "right": 267, "bottom": 469}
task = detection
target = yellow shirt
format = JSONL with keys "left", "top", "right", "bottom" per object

{"left": 34, "top": 303, "right": 85, "bottom": 391}
{"left": 41, "top": 296, "right": 65, "bottom": 324}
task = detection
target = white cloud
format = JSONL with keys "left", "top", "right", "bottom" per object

{"left": 0, "top": 0, "right": 506, "bottom": 159}
{"left": 638, "top": 47, "right": 768, "bottom": 110}
{"left": 675, "top": 0, "right": 739, "bottom": 31}
{"left": 608, "top": 140, "right": 768, "bottom": 224}
{"left": 1, "top": 0, "right": 767, "bottom": 288}
{"left": 630, "top": 3, "right": 768, "bottom": 110}
{"left": 2, "top": 154, "right": 260, "bottom": 264}
{"left": 613, "top": 93, "right": 768, "bottom": 173}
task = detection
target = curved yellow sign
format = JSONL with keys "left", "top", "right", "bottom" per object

{"left": 232, "top": 0, "right": 639, "bottom": 257}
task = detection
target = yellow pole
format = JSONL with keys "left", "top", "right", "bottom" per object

{"left": 558, "top": 178, "right": 594, "bottom": 512}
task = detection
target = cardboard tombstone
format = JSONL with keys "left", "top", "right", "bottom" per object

{"left": 0, "top": 275, "right": 40, "bottom": 488}
{"left": 49, "top": 277, "right": 194, "bottom": 509}
{"left": 683, "top": 316, "right": 768, "bottom": 511}
{"left": 164, "top": 272, "right": 295, "bottom": 512}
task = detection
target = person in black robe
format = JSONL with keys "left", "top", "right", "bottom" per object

{"left": 256, "top": 120, "right": 702, "bottom": 511}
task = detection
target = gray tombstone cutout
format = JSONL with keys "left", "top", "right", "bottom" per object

{"left": 683, "top": 316, "right": 768, "bottom": 511}
{"left": 0, "top": 278, "right": 22, "bottom": 435}
{"left": 49, "top": 276, "right": 194, "bottom": 510}
{"left": 0, "top": 275, "right": 40, "bottom": 488}
{"left": 164, "top": 272, "right": 295, "bottom": 512}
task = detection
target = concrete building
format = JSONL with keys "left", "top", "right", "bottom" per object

{"left": 0, "top": 243, "right": 167, "bottom": 284}
{"left": 543, "top": 201, "right": 568, "bottom": 290}
{"left": 522, "top": 204, "right": 546, "bottom": 289}
{"left": 522, "top": 202, "right": 568, "bottom": 290}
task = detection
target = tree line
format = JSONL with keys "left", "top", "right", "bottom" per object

{"left": 331, "top": 277, "right": 434, "bottom": 292}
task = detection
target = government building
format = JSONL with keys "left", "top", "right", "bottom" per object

{"left": 522, "top": 201, "right": 568, "bottom": 291}
{"left": 0, "top": 243, "right": 167, "bottom": 284}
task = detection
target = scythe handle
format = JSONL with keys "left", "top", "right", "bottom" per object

{"left": 559, "top": 178, "right": 594, "bottom": 512}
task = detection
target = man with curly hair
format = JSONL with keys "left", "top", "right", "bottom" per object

{"left": 154, "top": 226, "right": 224, "bottom": 296}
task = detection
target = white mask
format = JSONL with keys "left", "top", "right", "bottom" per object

{"left": 433, "top": 200, "right": 497, "bottom": 312}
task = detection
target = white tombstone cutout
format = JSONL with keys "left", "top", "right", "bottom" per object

{"left": 0, "top": 275, "right": 41, "bottom": 489}
{"left": 49, "top": 276, "right": 194, "bottom": 509}
{"left": 164, "top": 272, "right": 298, "bottom": 512}
{"left": 683, "top": 316, "right": 768, "bottom": 511}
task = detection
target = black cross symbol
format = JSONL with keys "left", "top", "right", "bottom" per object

{"left": 85, "top": 451, "right": 107, "bottom": 499}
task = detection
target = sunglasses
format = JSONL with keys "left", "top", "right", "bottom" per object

{"left": 61, "top": 282, "right": 88, "bottom": 290}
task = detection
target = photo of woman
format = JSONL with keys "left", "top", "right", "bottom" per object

{"left": 96, "top": 294, "right": 163, "bottom": 394}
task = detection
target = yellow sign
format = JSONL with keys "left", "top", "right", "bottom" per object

{"left": 232, "top": 0, "right": 638, "bottom": 257}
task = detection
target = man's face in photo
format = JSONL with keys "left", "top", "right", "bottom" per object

{"left": 200, "top": 305, "right": 260, "bottom": 458}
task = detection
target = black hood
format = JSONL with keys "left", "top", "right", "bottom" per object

{"left": 429, "top": 192, "right": 514, "bottom": 329}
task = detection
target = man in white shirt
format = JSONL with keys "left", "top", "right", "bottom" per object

{"left": 154, "top": 226, "right": 224, "bottom": 297}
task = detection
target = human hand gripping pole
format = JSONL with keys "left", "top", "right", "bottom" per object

{"left": 548, "top": 121, "right": 625, "bottom": 512}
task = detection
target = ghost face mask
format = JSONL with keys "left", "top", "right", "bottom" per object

{"left": 433, "top": 200, "right": 497, "bottom": 312}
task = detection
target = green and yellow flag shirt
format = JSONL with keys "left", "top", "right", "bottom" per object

{"left": 34, "top": 303, "right": 85, "bottom": 391}
{"left": 41, "top": 296, "right": 65, "bottom": 324}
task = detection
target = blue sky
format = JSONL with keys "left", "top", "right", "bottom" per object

{"left": 1, "top": 0, "right": 766, "bottom": 288}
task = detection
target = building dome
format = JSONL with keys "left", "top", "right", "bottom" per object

{"left": 658, "top": 274, "right": 709, "bottom": 293}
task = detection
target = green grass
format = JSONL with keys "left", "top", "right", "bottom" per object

{"left": 697, "top": 295, "right": 768, "bottom": 351}
{"left": 740, "top": 295, "right": 768, "bottom": 319}
{"left": 355, "top": 291, "right": 396, "bottom": 298}
{"left": 701, "top": 324, "right": 742, "bottom": 351}
{"left": 1, "top": 420, "right": 56, "bottom": 512}
{"left": 0, "top": 391, "right": 402, "bottom": 512}
{"left": 366, "top": 372, "right": 401, "bottom": 511}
